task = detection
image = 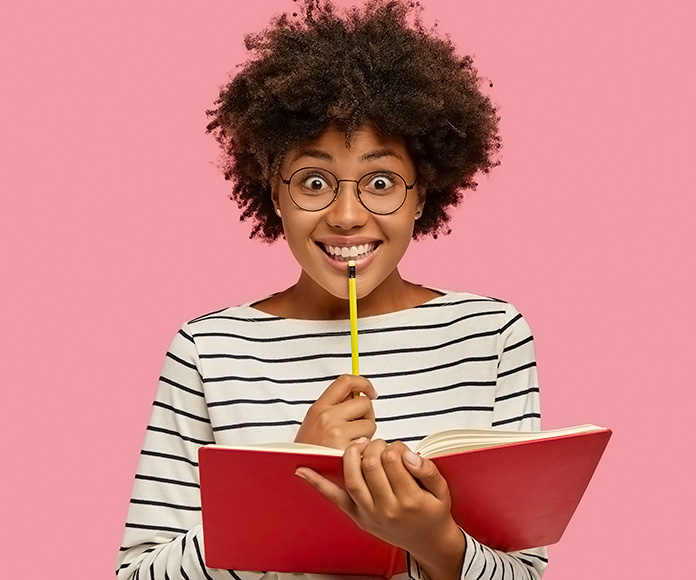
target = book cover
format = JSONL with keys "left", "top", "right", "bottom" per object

{"left": 199, "top": 426, "right": 611, "bottom": 576}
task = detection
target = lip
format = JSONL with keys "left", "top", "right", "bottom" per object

{"left": 314, "top": 239, "right": 382, "bottom": 273}
{"left": 316, "top": 236, "right": 382, "bottom": 246}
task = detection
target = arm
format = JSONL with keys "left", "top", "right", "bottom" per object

{"left": 450, "top": 305, "right": 547, "bottom": 580}
{"left": 297, "top": 305, "right": 548, "bottom": 580}
{"left": 115, "top": 324, "right": 264, "bottom": 580}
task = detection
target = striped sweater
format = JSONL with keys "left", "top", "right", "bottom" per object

{"left": 116, "top": 291, "right": 548, "bottom": 580}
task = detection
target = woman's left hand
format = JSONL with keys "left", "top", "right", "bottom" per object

{"left": 295, "top": 438, "right": 466, "bottom": 580}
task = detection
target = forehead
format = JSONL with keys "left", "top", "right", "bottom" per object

{"left": 284, "top": 125, "right": 413, "bottom": 169}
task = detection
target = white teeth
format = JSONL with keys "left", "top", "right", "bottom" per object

{"left": 323, "top": 243, "right": 377, "bottom": 260}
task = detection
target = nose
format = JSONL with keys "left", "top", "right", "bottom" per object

{"left": 324, "top": 180, "right": 369, "bottom": 230}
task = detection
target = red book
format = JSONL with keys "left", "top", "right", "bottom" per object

{"left": 199, "top": 425, "right": 611, "bottom": 577}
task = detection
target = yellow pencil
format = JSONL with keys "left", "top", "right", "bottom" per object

{"left": 348, "top": 259, "right": 359, "bottom": 375}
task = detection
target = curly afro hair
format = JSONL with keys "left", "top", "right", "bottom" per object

{"left": 206, "top": 0, "right": 501, "bottom": 242}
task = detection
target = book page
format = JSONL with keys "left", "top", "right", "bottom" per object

{"left": 415, "top": 424, "right": 604, "bottom": 458}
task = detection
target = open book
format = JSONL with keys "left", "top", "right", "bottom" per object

{"left": 199, "top": 424, "right": 611, "bottom": 577}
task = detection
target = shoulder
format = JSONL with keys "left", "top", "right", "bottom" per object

{"left": 186, "top": 302, "right": 279, "bottom": 327}
{"left": 191, "top": 302, "right": 285, "bottom": 334}
{"left": 416, "top": 290, "right": 533, "bottom": 334}
{"left": 164, "top": 302, "right": 283, "bottom": 349}
{"left": 419, "top": 289, "right": 520, "bottom": 313}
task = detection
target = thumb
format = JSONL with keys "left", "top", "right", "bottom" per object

{"left": 402, "top": 450, "right": 450, "bottom": 501}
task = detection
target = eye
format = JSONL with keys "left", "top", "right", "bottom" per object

{"left": 304, "top": 176, "right": 330, "bottom": 190}
{"left": 362, "top": 172, "right": 398, "bottom": 194}
{"left": 294, "top": 170, "right": 335, "bottom": 194}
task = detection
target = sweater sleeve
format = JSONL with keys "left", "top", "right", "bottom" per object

{"left": 408, "top": 305, "right": 548, "bottom": 580}
{"left": 115, "top": 324, "right": 264, "bottom": 580}
{"left": 491, "top": 306, "right": 541, "bottom": 431}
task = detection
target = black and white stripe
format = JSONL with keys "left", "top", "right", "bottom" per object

{"left": 117, "top": 291, "right": 546, "bottom": 580}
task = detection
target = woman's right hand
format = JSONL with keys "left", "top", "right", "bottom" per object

{"left": 294, "top": 374, "right": 378, "bottom": 450}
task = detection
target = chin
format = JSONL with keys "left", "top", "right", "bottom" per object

{"left": 316, "top": 276, "right": 375, "bottom": 303}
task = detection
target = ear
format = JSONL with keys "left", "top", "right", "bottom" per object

{"left": 415, "top": 187, "right": 426, "bottom": 219}
{"left": 270, "top": 179, "right": 281, "bottom": 217}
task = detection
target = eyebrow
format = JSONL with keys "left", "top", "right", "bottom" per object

{"left": 288, "top": 147, "right": 404, "bottom": 164}
{"left": 359, "top": 148, "right": 404, "bottom": 163}
{"left": 289, "top": 148, "right": 334, "bottom": 164}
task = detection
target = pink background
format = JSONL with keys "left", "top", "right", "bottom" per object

{"left": 2, "top": 1, "right": 694, "bottom": 578}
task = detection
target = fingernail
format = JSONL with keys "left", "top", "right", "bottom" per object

{"left": 354, "top": 437, "right": 368, "bottom": 445}
{"left": 295, "top": 469, "right": 308, "bottom": 480}
{"left": 404, "top": 449, "right": 422, "bottom": 467}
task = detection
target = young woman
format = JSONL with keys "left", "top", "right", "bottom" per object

{"left": 116, "top": 2, "right": 546, "bottom": 579}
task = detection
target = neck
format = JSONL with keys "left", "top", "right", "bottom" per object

{"left": 258, "top": 268, "right": 433, "bottom": 320}
{"left": 297, "top": 268, "right": 413, "bottom": 319}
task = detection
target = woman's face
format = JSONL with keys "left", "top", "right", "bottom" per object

{"left": 273, "top": 125, "right": 424, "bottom": 306}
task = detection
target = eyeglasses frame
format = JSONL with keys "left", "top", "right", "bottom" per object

{"left": 279, "top": 167, "right": 417, "bottom": 216}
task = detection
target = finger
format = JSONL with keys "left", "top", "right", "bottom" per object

{"left": 379, "top": 442, "right": 423, "bottom": 498}
{"left": 401, "top": 449, "right": 450, "bottom": 501}
{"left": 359, "top": 439, "right": 396, "bottom": 505}
{"left": 317, "top": 375, "right": 378, "bottom": 406}
{"left": 341, "top": 438, "right": 375, "bottom": 509}
{"left": 324, "top": 397, "right": 377, "bottom": 436}
{"left": 364, "top": 396, "right": 375, "bottom": 423}
{"left": 346, "top": 376, "right": 378, "bottom": 400}
{"left": 344, "top": 394, "right": 375, "bottom": 422}
{"left": 295, "top": 467, "right": 356, "bottom": 517}
{"left": 340, "top": 418, "right": 377, "bottom": 442}
{"left": 331, "top": 394, "right": 375, "bottom": 423}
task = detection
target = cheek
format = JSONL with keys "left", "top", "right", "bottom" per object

{"left": 384, "top": 215, "right": 417, "bottom": 248}
{"left": 281, "top": 213, "right": 319, "bottom": 254}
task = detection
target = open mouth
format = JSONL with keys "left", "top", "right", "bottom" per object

{"left": 318, "top": 242, "right": 381, "bottom": 262}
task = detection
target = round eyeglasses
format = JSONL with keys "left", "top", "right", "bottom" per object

{"left": 279, "top": 167, "right": 417, "bottom": 215}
